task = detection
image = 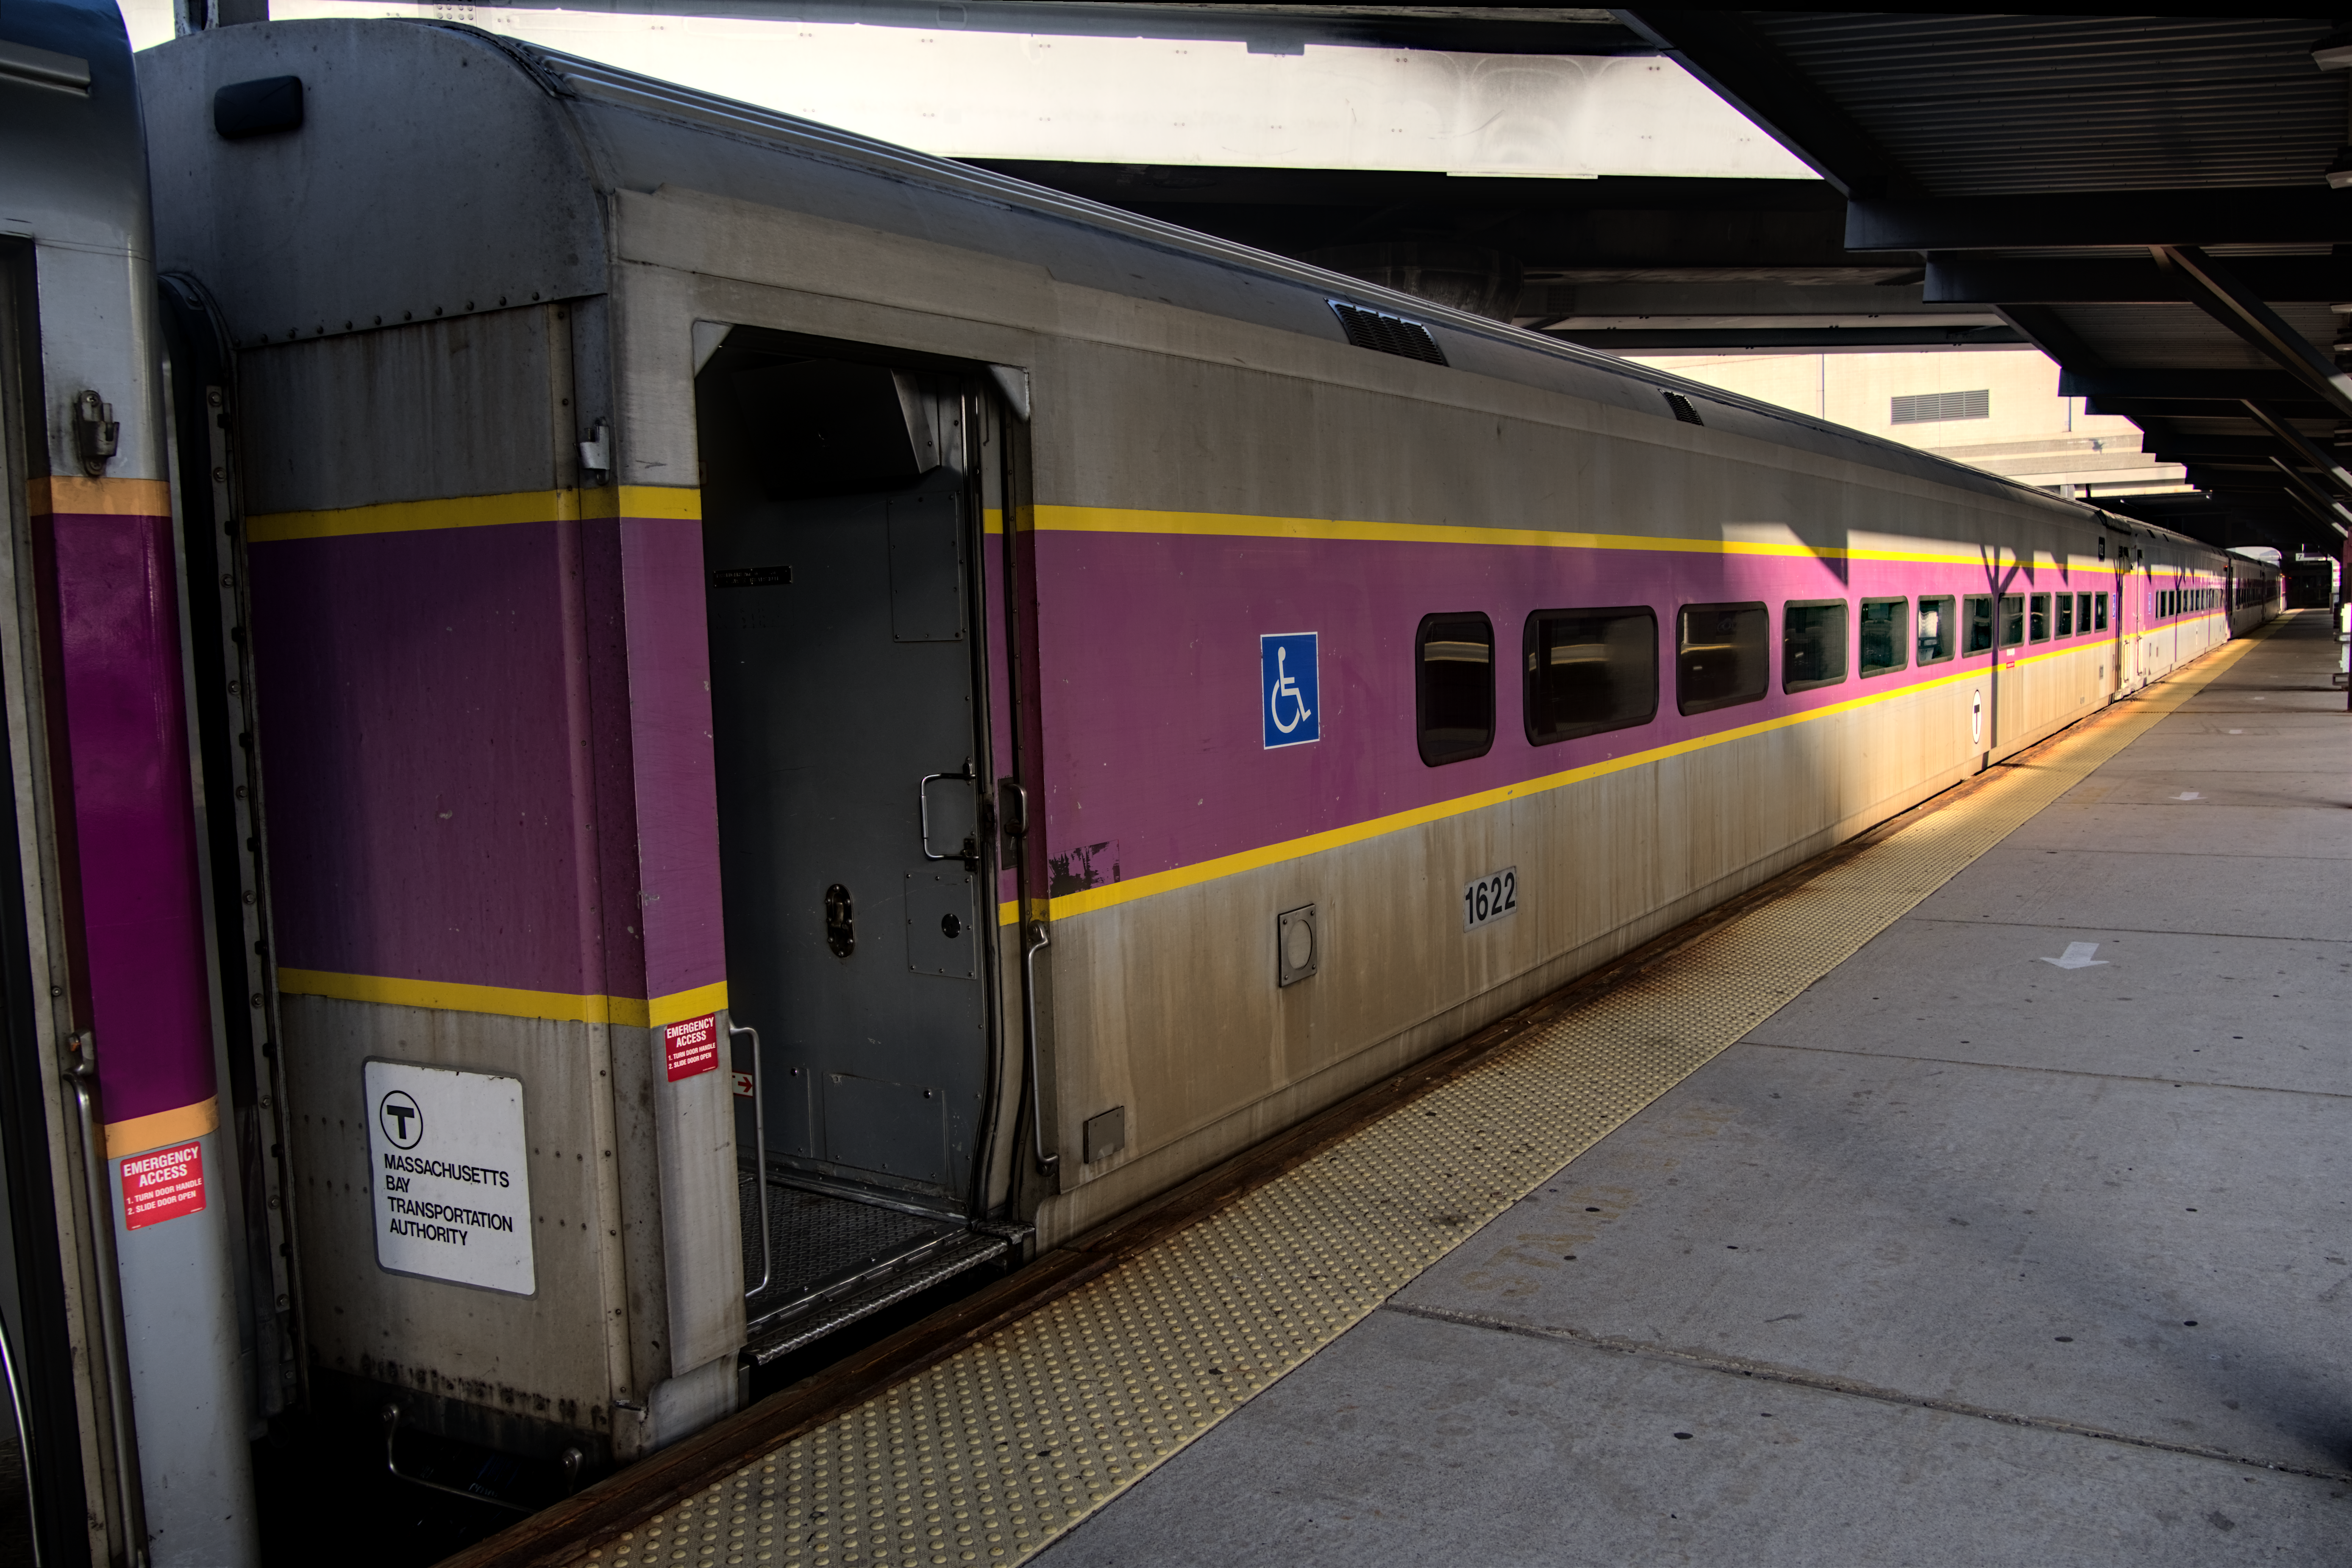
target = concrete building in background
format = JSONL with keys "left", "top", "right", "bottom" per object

{"left": 1629, "top": 348, "right": 2191, "bottom": 501}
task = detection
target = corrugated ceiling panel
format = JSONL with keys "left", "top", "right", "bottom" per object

{"left": 1749, "top": 14, "right": 2341, "bottom": 195}
{"left": 2056, "top": 302, "right": 2340, "bottom": 370}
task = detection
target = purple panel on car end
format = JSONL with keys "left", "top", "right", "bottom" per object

{"left": 618, "top": 513, "right": 724, "bottom": 1009}
{"left": 49, "top": 510, "right": 217, "bottom": 1126}
{"left": 247, "top": 520, "right": 595, "bottom": 995}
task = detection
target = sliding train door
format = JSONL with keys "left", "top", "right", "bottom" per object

{"left": 697, "top": 339, "right": 998, "bottom": 1326}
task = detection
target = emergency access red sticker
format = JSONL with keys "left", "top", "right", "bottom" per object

{"left": 121, "top": 1141, "right": 206, "bottom": 1231}
{"left": 664, "top": 1013, "right": 720, "bottom": 1081}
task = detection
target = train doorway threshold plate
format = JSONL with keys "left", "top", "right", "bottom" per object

{"left": 738, "top": 1172, "right": 1027, "bottom": 1367}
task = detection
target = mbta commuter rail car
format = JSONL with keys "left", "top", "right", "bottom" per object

{"left": 0, "top": 5, "right": 2277, "bottom": 1561}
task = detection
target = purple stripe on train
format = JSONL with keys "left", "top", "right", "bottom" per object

{"left": 1027, "top": 531, "right": 2126, "bottom": 890}
{"left": 46, "top": 510, "right": 217, "bottom": 1129}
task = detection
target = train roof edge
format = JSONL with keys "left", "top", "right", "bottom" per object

{"left": 136, "top": 18, "right": 2233, "bottom": 560}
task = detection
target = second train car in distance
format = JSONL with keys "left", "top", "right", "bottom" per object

{"left": 134, "top": 19, "right": 2276, "bottom": 1484}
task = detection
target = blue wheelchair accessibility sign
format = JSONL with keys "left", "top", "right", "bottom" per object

{"left": 1260, "top": 632, "right": 1321, "bottom": 749}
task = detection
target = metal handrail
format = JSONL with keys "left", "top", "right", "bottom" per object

{"left": 63, "top": 1033, "right": 146, "bottom": 1566}
{"left": 730, "top": 1022, "right": 771, "bottom": 1299}
{"left": 380, "top": 1404, "right": 548, "bottom": 1512}
{"left": 917, "top": 760, "right": 976, "bottom": 862}
{"left": 0, "top": 1311, "right": 37, "bottom": 1565}
{"left": 1021, "top": 920, "right": 1057, "bottom": 1178}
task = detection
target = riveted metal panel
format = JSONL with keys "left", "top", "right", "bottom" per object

{"left": 136, "top": 21, "right": 606, "bottom": 350}
{"left": 281, "top": 998, "right": 623, "bottom": 1457}
{"left": 233, "top": 306, "right": 563, "bottom": 514}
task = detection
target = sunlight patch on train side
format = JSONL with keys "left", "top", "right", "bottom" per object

{"left": 586, "top": 631, "right": 2272, "bottom": 1568}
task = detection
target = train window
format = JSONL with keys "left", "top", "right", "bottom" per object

{"left": 2056, "top": 594, "right": 2074, "bottom": 637}
{"left": 1676, "top": 602, "right": 1768, "bottom": 716}
{"left": 2094, "top": 593, "right": 2108, "bottom": 631}
{"left": 1859, "top": 598, "right": 1908, "bottom": 677}
{"left": 1782, "top": 601, "right": 1848, "bottom": 693}
{"left": 1917, "top": 596, "right": 1955, "bottom": 664}
{"left": 1964, "top": 595, "right": 1994, "bottom": 654}
{"left": 1523, "top": 606, "right": 1658, "bottom": 746}
{"left": 2000, "top": 595, "right": 2026, "bottom": 648}
{"left": 1417, "top": 613, "right": 1495, "bottom": 765}
{"left": 2076, "top": 592, "right": 2091, "bottom": 633}
{"left": 2029, "top": 593, "right": 2051, "bottom": 642}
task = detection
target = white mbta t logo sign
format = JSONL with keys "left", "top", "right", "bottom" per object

{"left": 378, "top": 1089, "right": 423, "bottom": 1149}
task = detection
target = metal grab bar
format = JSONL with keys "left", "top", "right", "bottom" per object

{"left": 0, "top": 1316, "right": 33, "bottom": 1566}
{"left": 380, "top": 1404, "right": 568, "bottom": 1512}
{"left": 917, "top": 759, "right": 976, "bottom": 862}
{"left": 1021, "top": 919, "right": 1057, "bottom": 1178}
{"left": 65, "top": 1034, "right": 147, "bottom": 1566}
{"left": 730, "top": 1021, "right": 771, "bottom": 1299}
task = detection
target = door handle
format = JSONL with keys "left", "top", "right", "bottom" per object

{"left": 918, "top": 759, "right": 977, "bottom": 864}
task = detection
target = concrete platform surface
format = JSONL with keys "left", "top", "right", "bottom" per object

{"left": 1037, "top": 613, "right": 2352, "bottom": 1565}
{"left": 1038, "top": 1311, "right": 2347, "bottom": 1568}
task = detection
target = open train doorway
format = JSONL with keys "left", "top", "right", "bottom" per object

{"left": 697, "top": 332, "right": 1018, "bottom": 1367}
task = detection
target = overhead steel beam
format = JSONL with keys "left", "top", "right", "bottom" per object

{"left": 1613, "top": 10, "right": 1921, "bottom": 199}
{"left": 2088, "top": 397, "right": 2332, "bottom": 420}
{"left": 1926, "top": 255, "right": 2352, "bottom": 305}
{"left": 1549, "top": 324, "right": 2026, "bottom": 353}
{"left": 2269, "top": 456, "right": 2352, "bottom": 528}
{"left": 2141, "top": 434, "right": 2343, "bottom": 463}
{"left": 2154, "top": 246, "right": 2352, "bottom": 422}
{"left": 2244, "top": 400, "right": 2352, "bottom": 494}
{"left": 1848, "top": 189, "right": 2352, "bottom": 251}
{"left": 311, "top": 0, "right": 1658, "bottom": 52}
{"left": 2057, "top": 370, "right": 2322, "bottom": 404}
{"left": 1996, "top": 303, "right": 2113, "bottom": 375}
{"left": 2274, "top": 475, "right": 2352, "bottom": 537}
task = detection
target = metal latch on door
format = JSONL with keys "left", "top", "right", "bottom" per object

{"left": 918, "top": 759, "right": 979, "bottom": 869}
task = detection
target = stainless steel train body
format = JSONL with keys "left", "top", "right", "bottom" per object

{"left": 122, "top": 17, "right": 2276, "bottom": 1491}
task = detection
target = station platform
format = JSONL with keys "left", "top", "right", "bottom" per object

{"left": 471, "top": 610, "right": 2346, "bottom": 1568}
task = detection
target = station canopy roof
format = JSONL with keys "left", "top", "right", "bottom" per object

{"left": 1616, "top": 7, "right": 2350, "bottom": 556}
{"left": 464, "top": 2, "right": 2351, "bottom": 555}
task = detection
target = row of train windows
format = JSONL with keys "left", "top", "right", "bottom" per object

{"left": 1415, "top": 592, "right": 2112, "bottom": 767}
{"left": 2159, "top": 587, "right": 2216, "bottom": 617}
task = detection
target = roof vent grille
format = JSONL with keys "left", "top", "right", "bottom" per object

{"left": 1662, "top": 391, "right": 1704, "bottom": 425}
{"left": 1891, "top": 389, "right": 1990, "bottom": 425}
{"left": 1329, "top": 302, "right": 1447, "bottom": 366}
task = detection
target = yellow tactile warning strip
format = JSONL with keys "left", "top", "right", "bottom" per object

{"left": 588, "top": 629, "right": 2269, "bottom": 1568}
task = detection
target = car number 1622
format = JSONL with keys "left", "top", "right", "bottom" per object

{"left": 1462, "top": 867, "right": 1518, "bottom": 931}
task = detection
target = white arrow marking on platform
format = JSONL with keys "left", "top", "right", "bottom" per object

{"left": 2174, "top": 791, "right": 2202, "bottom": 801}
{"left": 2039, "top": 942, "right": 2110, "bottom": 970}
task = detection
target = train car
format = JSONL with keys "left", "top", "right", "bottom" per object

{"left": 120, "top": 13, "right": 2273, "bottom": 1519}
{"left": 2, "top": 0, "right": 268, "bottom": 1561}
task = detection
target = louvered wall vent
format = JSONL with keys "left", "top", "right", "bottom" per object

{"left": 1329, "top": 302, "right": 1447, "bottom": 365}
{"left": 1662, "top": 391, "right": 1704, "bottom": 425}
{"left": 1891, "top": 389, "right": 1990, "bottom": 425}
